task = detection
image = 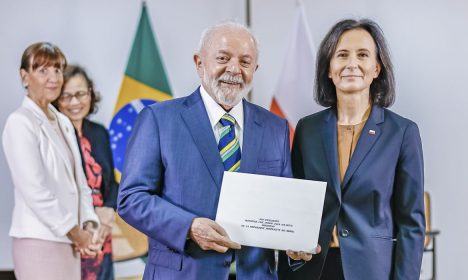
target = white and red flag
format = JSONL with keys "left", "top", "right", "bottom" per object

{"left": 270, "top": 3, "right": 322, "bottom": 147}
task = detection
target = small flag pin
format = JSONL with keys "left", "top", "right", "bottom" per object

{"left": 368, "top": 129, "right": 376, "bottom": 135}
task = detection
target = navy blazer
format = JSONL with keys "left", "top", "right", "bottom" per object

{"left": 278, "top": 106, "right": 425, "bottom": 280}
{"left": 78, "top": 119, "right": 119, "bottom": 209}
{"left": 118, "top": 89, "right": 292, "bottom": 280}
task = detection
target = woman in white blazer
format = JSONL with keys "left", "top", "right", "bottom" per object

{"left": 2, "top": 42, "right": 101, "bottom": 280}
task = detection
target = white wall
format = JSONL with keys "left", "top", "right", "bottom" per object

{"left": 1, "top": 0, "right": 467, "bottom": 278}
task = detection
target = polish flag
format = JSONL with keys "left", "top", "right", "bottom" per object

{"left": 270, "top": 3, "right": 322, "bottom": 147}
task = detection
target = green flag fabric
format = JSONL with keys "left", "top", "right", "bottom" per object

{"left": 109, "top": 2, "right": 172, "bottom": 181}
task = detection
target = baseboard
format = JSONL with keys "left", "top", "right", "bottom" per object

{"left": 0, "top": 271, "right": 15, "bottom": 280}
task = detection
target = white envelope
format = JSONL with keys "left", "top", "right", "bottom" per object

{"left": 215, "top": 172, "right": 326, "bottom": 253}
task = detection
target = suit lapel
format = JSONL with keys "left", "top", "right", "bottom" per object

{"left": 321, "top": 109, "right": 342, "bottom": 202}
{"left": 342, "top": 105, "right": 384, "bottom": 190}
{"left": 23, "top": 98, "right": 75, "bottom": 178}
{"left": 181, "top": 90, "right": 224, "bottom": 188}
{"left": 239, "top": 100, "right": 263, "bottom": 174}
{"left": 54, "top": 107, "right": 83, "bottom": 181}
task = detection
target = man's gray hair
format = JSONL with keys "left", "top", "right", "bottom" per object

{"left": 198, "top": 21, "right": 259, "bottom": 57}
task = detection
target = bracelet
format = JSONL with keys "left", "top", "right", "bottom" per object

{"left": 82, "top": 220, "right": 98, "bottom": 230}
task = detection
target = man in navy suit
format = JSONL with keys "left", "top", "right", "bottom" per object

{"left": 117, "top": 22, "right": 312, "bottom": 280}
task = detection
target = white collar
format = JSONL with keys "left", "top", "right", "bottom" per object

{"left": 199, "top": 85, "right": 244, "bottom": 129}
{"left": 22, "top": 95, "right": 60, "bottom": 123}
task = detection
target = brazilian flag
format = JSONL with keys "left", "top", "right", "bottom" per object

{"left": 109, "top": 2, "right": 172, "bottom": 181}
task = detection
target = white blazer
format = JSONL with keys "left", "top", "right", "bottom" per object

{"left": 2, "top": 96, "right": 99, "bottom": 243}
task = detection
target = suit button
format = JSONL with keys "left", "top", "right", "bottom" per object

{"left": 224, "top": 260, "right": 231, "bottom": 267}
{"left": 340, "top": 229, "right": 350, "bottom": 237}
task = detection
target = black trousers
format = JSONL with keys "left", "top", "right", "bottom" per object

{"left": 320, "top": 248, "right": 345, "bottom": 280}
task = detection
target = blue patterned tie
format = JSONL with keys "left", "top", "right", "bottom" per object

{"left": 218, "top": 114, "right": 241, "bottom": 171}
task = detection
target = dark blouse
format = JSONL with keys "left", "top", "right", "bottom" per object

{"left": 77, "top": 119, "right": 118, "bottom": 209}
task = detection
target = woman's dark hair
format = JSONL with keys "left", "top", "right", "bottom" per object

{"left": 20, "top": 42, "right": 67, "bottom": 72}
{"left": 315, "top": 19, "right": 395, "bottom": 107}
{"left": 54, "top": 65, "right": 101, "bottom": 115}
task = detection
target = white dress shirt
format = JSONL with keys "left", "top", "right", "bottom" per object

{"left": 199, "top": 85, "right": 244, "bottom": 150}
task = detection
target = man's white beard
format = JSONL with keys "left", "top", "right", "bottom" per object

{"left": 203, "top": 71, "right": 252, "bottom": 108}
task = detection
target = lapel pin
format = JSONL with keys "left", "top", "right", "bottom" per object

{"left": 368, "top": 129, "right": 376, "bottom": 135}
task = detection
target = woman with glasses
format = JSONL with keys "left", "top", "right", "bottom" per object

{"left": 2, "top": 43, "right": 100, "bottom": 280}
{"left": 55, "top": 65, "right": 118, "bottom": 280}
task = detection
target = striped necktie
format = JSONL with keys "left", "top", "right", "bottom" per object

{"left": 218, "top": 114, "right": 241, "bottom": 172}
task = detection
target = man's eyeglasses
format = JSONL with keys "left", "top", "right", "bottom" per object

{"left": 59, "top": 90, "right": 91, "bottom": 103}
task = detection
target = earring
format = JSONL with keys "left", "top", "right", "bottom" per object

{"left": 23, "top": 83, "right": 28, "bottom": 89}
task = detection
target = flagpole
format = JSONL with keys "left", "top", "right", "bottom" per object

{"left": 245, "top": 0, "right": 251, "bottom": 27}
{"left": 246, "top": 0, "right": 253, "bottom": 101}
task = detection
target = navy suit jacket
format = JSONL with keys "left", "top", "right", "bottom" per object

{"left": 118, "top": 88, "right": 291, "bottom": 280}
{"left": 278, "top": 106, "right": 425, "bottom": 280}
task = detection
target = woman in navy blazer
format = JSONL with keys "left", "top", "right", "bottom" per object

{"left": 55, "top": 65, "right": 118, "bottom": 280}
{"left": 278, "top": 19, "right": 425, "bottom": 280}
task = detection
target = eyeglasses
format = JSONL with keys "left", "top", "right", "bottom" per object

{"left": 59, "top": 90, "right": 91, "bottom": 103}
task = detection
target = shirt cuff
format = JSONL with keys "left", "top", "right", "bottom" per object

{"left": 288, "top": 257, "right": 306, "bottom": 271}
